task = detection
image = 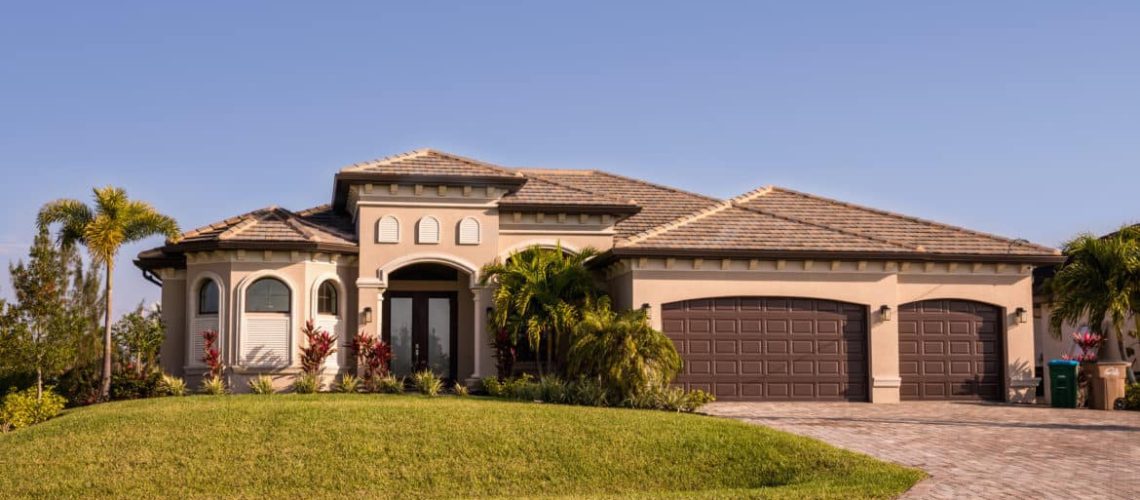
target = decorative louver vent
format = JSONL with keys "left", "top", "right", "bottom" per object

{"left": 458, "top": 217, "right": 480, "bottom": 245}
{"left": 417, "top": 216, "right": 440, "bottom": 244}
{"left": 377, "top": 215, "right": 400, "bottom": 243}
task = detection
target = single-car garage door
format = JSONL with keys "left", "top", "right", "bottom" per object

{"left": 662, "top": 297, "right": 868, "bottom": 401}
{"left": 899, "top": 300, "right": 1004, "bottom": 401}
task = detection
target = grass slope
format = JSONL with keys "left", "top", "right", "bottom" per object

{"left": 0, "top": 395, "right": 921, "bottom": 499}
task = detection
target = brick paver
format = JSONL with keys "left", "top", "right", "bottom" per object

{"left": 703, "top": 402, "right": 1140, "bottom": 499}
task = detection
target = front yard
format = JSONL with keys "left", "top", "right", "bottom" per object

{"left": 0, "top": 395, "right": 922, "bottom": 498}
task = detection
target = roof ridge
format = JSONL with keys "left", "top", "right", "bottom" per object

{"left": 621, "top": 199, "right": 736, "bottom": 246}
{"left": 425, "top": 149, "right": 524, "bottom": 177}
{"left": 217, "top": 206, "right": 279, "bottom": 240}
{"left": 730, "top": 188, "right": 920, "bottom": 252}
{"left": 290, "top": 206, "right": 357, "bottom": 241}
{"left": 581, "top": 169, "right": 722, "bottom": 204}
{"left": 340, "top": 149, "right": 432, "bottom": 172}
{"left": 518, "top": 173, "right": 636, "bottom": 206}
{"left": 515, "top": 168, "right": 598, "bottom": 175}
{"left": 768, "top": 187, "right": 1060, "bottom": 255}
{"left": 294, "top": 204, "right": 332, "bottom": 216}
{"left": 179, "top": 206, "right": 269, "bottom": 239}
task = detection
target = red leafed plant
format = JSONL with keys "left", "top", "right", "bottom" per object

{"left": 201, "top": 329, "right": 223, "bottom": 379}
{"left": 1071, "top": 329, "right": 1102, "bottom": 363}
{"left": 299, "top": 319, "right": 338, "bottom": 376}
{"left": 491, "top": 327, "right": 517, "bottom": 379}
{"left": 350, "top": 331, "right": 392, "bottom": 382}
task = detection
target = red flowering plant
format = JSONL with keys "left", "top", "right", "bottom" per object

{"left": 299, "top": 319, "right": 338, "bottom": 376}
{"left": 350, "top": 331, "right": 393, "bottom": 390}
{"left": 491, "top": 327, "right": 517, "bottom": 379}
{"left": 201, "top": 329, "right": 223, "bottom": 379}
{"left": 1061, "top": 327, "right": 1103, "bottom": 407}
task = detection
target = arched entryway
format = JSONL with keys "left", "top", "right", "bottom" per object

{"left": 381, "top": 262, "right": 475, "bottom": 382}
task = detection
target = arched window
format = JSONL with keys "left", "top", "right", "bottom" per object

{"left": 457, "top": 217, "right": 480, "bottom": 245}
{"left": 245, "top": 278, "right": 290, "bottom": 313}
{"left": 417, "top": 216, "right": 440, "bottom": 244}
{"left": 198, "top": 280, "right": 219, "bottom": 315}
{"left": 317, "top": 281, "right": 338, "bottom": 316}
{"left": 377, "top": 215, "right": 400, "bottom": 243}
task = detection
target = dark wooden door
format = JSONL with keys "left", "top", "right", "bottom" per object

{"left": 383, "top": 291, "right": 458, "bottom": 380}
{"left": 662, "top": 297, "right": 868, "bottom": 401}
{"left": 898, "top": 300, "right": 1004, "bottom": 401}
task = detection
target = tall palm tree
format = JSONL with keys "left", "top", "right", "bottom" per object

{"left": 567, "top": 296, "right": 682, "bottom": 400}
{"left": 1049, "top": 225, "right": 1140, "bottom": 383}
{"left": 38, "top": 186, "right": 180, "bottom": 400}
{"left": 480, "top": 244, "right": 599, "bottom": 375}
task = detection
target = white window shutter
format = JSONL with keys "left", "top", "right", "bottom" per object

{"left": 458, "top": 217, "right": 480, "bottom": 245}
{"left": 417, "top": 216, "right": 440, "bottom": 244}
{"left": 242, "top": 316, "right": 290, "bottom": 367}
{"left": 377, "top": 216, "right": 400, "bottom": 243}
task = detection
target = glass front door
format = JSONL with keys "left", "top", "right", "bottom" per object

{"left": 383, "top": 292, "right": 457, "bottom": 380}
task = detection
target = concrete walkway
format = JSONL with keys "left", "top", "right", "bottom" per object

{"left": 703, "top": 401, "right": 1140, "bottom": 499}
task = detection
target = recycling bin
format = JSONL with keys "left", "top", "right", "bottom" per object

{"left": 1048, "top": 359, "right": 1079, "bottom": 408}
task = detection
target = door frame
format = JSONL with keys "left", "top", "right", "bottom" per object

{"left": 381, "top": 291, "right": 459, "bottom": 381}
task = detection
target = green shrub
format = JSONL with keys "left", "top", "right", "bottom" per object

{"left": 412, "top": 371, "right": 443, "bottom": 397}
{"left": 249, "top": 375, "right": 275, "bottom": 395}
{"left": 111, "top": 370, "right": 164, "bottom": 400}
{"left": 504, "top": 374, "right": 539, "bottom": 401}
{"left": 568, "top": 377, "right": 609, "bottom": 407}
{"left": 1, "top": 387, "right": 66, "bottom": 430}
{"left": 337, "top": 374, "right": 361, "bottom": 394}
{"left": 293, "top": 373, "right": 319, "bottom": 394}
{"left": 378, "top": 375, "right": 404, "bottom": 394}
{"left": 481, "top": 377, "right": 505, "bottom": 397}
{"left": 1119, "top": 383, "right": 1140, "bottom": 411}
{"left": 452, "top": 382, "right": 469, "bottom": 397}
{"left": 537, "top": 375, "right": 568, "bottom": 403}
{"left": 200, "top": 375, "right": 227, "bottom": 395}
{"left": 679, "top": 389, "right": 715, "bottom": 412}
{"left": 159, "top": 375, "right": 187, "bottom": 397}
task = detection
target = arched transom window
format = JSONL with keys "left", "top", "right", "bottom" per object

{"left": 317, "top": 280, "right": 338, "bottom": 316}
{"left": 245, "top": 278, "right": 290, "bottom": 313}
{"left": 198, "top": 279, "right": 219, "bottom": 315}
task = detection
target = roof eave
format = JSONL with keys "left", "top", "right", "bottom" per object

{"left": 332, "top": 172, "right": 528, "bottom": 212}
{"left": 608, "top": 246, "right": 1067, "bottom": 265}
{"left": 497, "top": 202, "right": 641, "bottom": 216}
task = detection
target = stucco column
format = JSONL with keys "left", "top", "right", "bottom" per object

{"left": 470, "top": 286, "right": 485, "bottom": 381}
{"left": 869, "top": 300, "right": 901, "bottom": 404}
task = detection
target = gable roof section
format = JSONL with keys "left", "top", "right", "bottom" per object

{"left": 516, "top": 169, "right": 722, "bottom": 238}
{"left": 341, "top": 148, "right": 523, "bottom": 178}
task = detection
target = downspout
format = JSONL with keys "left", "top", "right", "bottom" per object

{"left": 142, "top": 269, "right": 163, "bottom": 287}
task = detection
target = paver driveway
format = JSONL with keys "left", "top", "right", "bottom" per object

{"left": 703, "top": 402, "right": 1140, "bottom": 499}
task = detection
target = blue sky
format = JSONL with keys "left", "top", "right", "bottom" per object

{"left": 1, "top": 2, "right": 1137, "bottom": 316}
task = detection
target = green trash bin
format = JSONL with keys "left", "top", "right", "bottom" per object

{"left": 1048, "top": 359, "right": 1079, "bottom": 408}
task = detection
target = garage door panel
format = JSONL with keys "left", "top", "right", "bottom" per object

{"left": 664, "top": 297, "right": 868, "bottom": 401}
{"left": 900, "top": 299, "right": 1004, "bottom": 401}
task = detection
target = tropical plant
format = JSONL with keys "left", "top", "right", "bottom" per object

{"left": 37, "top": 187, "right": 180, "bottom": 400}
{"left": 293, "top": 373, "right": 319, "bottom": 394}
{"left": 299, "top": 319, "right": 337, "bottom": 377}
{"left": 480, "top": 244, "right": 600, "bottom": 376}
{"left": 1, "top": 386, "right": 67, "bottom": 430}
{"left": 481, "top": 376, "right": 505, "bottom": 397}
{"left": 0, "top": 230, "right": 88, "bottom": 400}
{"left": 111, "top": 303, "right": 165, "bottom": 376}
{"left": 567, "top": 297, "right": 682, "bottom": 401}
{"left": 377, "top": 375, "right": 404, "bottom": 394}
{"left": 159, "top": 374, "right": 186, "bottom": 396}
{"left": 537, "top": 375, "right": 568, "bottom": 403}
{"left": 452, "top": 382, "right": 469, "bottom": 397}
{"left": 199, "top": 329, "right": 226, "bottom": 394}
{"left": 412, "top": 370, "right": 443, "bottom": 397}
{"left": 200, "top": 376, "right": 227, "bottom": 395}
{"left": 337, "top": 374, "right": 360, "bottom": 393}
{"left": 1049, "top": 226, "right": 1140, "bottom": 383}
{"left": 249, "top": 375, "right": 275, "bottom": 395}
{"left": 350, "top": 331, "right": 392, "bottom": 385}
{"left": 1118, "top": 383, "right": 1140, "bottom": 411}
{"left": 568, "top": 377, "right": 608, "bottom": 407}
{"left": 110, "top": 368, "right": 163, "bottom": 400}
{"left": 489, "top": 327, "right": 517, "bottom": 379}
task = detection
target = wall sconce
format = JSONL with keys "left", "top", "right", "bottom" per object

{"left": 362, "top": 307, "right": 373, "bottom": 324}
{"left": 641, "top": 303, "right": 651, "bottom": 320}
{"left": 1015, "top": 307, "right": 1028, "bottom": 324}
{"left": 879, "top": 305, "right": 892, "bottom": 322}
{"left": 485, "top": 306, "right": 494, "bottom": 317}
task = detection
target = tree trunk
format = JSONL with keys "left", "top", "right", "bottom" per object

{"left": 36, "top": 366, "right": 43, "bottom": 401}
{"left": 101, "top": 261, "right": 114, "bottom": 401}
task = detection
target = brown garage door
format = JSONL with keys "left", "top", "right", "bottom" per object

{"left": 899, "top": 300, "right": 1004, "bottom": 401}
{"left": 662, "top": 297, "right": 868, "bottom": 401}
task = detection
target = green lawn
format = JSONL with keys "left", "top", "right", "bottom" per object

{"left": 0, "top": 395, "right": 922, "bottom": 499}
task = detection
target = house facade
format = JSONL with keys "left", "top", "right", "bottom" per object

{"left": 136, "top": 149, "right": 1064, "bottom": 403}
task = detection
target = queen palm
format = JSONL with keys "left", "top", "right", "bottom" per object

{"left": 38, "top": 186, "right": 180, "bottom": 400}
{"left": 1049, "top": 225, "right": 1140, "bottom": 382}
{"left": 480, "top": 244, "right": 599, "bottom": 376}
{"left": 567, "top": 296, "right": 682, "bottom": 400}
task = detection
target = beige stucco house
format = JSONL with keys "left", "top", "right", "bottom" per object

{"left": 136, "top": 149, "right": 1064, "bottom": 403}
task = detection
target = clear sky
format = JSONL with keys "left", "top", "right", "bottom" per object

{"left": 1, "top": 1, "right": 1137, "bottom": 317}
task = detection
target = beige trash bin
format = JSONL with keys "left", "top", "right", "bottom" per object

{"left": 1091, "top": 362, "right": 1130, "bottom": 410}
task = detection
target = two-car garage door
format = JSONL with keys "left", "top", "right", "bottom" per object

{"left": 662, "top": 297, "right": 868, "bottom": 401}
{"left": 662, "top": 296, "right": 1005, "bottom": 402}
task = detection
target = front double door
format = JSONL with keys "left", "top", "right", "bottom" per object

{"left": 383, "top": 291, "right": 458, "bottom": 381}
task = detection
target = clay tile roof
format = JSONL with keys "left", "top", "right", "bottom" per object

{"left": 341, "top": 148, "right": 523, "bottom": 179}
{"left": 165, "top": 205, "right": 356, "bottom": 252}
{"left": 739, "top": 187, "right": 1060, "bottom": 256}
{"left": 500, "top": 174, "right": 639, "bottom": 211}
{"left": 516, "top": 168, "right": 721, "bottom": 238}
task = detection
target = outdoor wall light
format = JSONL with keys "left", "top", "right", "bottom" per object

{"left": 641, "top": 303, "right": 651, "bottom": 320}
{"left": 363, "top": 307, "right": 373, "bottom": 324}
{"left": 1015, "top": 307, "right": 1028, "bottom": 324}
{"left": 879, "top": 305, "right": 892, "bottom": 322}
{"left": 486, "top": 306, "right": 494, "bottom": 317}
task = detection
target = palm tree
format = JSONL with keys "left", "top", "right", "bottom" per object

{"left": 1049, "top": 225, "right": 1140, "bottom": 383}
{"left": 38, "top": 186, "right": 180, "bottom": 400}
{"left": 479, "top": 244, "right": 599, "bottom": 375}
{"left": 567, "top": 296, "right": 682, "bottom": 400}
